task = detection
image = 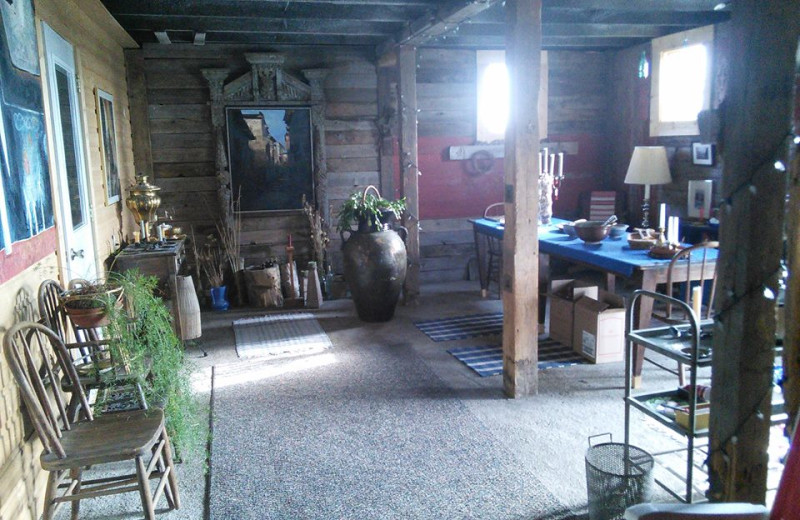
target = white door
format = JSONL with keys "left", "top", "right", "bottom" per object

{"left": 42, "top": 23, "right": 97, "bottom": 281}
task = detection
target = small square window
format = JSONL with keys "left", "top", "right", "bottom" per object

{"left": 650, "top": 25, "right": 714, "bottom": 137}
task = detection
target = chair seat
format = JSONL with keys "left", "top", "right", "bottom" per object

{"left": 41, "top": 408, "right": 164, "bottom": 470}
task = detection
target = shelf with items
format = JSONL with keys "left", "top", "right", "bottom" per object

{"left": 624, "top": 289, "right": 708, "bottom": 504}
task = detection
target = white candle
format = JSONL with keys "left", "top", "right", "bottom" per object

{"left": 543, "top": 148, "right": 549, "bottom": 173}
{"left": 692, "top": 286, "right": 703, "bottom": 319}
{"left": 549, "top": 154, "right": 555, "bottom": 177}
{"left": 538, "top": 152, "right": 543, "bottom": 174}
{"left": 558, "top": 152, "right": 564, "bottom": 176}
{"left": 659, "top": 203, "right": 666, "bottom": 230}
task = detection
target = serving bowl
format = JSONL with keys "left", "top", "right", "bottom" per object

{"left": 561, "top": 222, "right": 578, "bottom": 238}
{"left": 574, "top": 220, "right": 610, "bottom": 243}
{"left": 609, "top": 224, "right": 629, "bottom": 239}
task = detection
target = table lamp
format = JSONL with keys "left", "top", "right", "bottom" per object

{"left": 624, "top": 146, "right": 672, "bottom": 228}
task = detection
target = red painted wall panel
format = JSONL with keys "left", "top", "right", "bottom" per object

{"left": 414, "top": 133, "right": 606, "bottom": 220}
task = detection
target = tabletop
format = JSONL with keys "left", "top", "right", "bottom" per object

{"left": 470, "top": 217, "right": 719, "bottom": 278}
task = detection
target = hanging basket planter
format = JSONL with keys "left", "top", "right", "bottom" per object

{"left": 60, "top": 282, "right": 124, "bottom": 328}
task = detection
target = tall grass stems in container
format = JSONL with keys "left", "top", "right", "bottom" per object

{"left": 102, "top": 270, "right": 202, "bottom": 458}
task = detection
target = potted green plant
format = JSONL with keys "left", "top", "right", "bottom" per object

{"left": 337, "top": 186, "right": 406, "bottom": 234}
{"left": 337, "top": 186, "right": 408, "bottom": 322}
{"left": 102, "top": 270, "right": 202, "bottom": 457}
{"left": 60, "top": 279, "right": 124, "bottom": 328}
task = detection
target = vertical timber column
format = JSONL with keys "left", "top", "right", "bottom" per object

{"left": 502, "top": 0, "right": 542, "bottom": 398}
{"left": 377, "top": 55, "right": 399, "bottom": 198}
{"left": 124, "top": 49, "right": 153, "bottom": 182}
{"left": 708, "top": 0, "right": 800, "bottom": 503}
{"left": 398, "top": 45, "right": 420, "bottom": 304}
{"left": 201, "top": 68, "right": 232, "bottom": 230}
{"left": 304, "top": 69, "right": 330, "bottom": 226}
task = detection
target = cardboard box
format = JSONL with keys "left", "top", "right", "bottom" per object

{"left": 675, "top": 402, "right": 710, "bottom": 431}
{"left": 548, "top": 279, "right": 598, "bottom": 348}
{"left": 573, "top": 290, "right": 626, "bottom": 363}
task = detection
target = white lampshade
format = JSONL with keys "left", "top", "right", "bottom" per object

{"left": 624, "top": 146, "right": 672, "bottom": 186}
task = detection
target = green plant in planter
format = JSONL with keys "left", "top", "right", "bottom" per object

{"left": 336, "top": 185, "right": 406, "bottom": 233}
{"left": 101, "top": 270, "right": 202, "bottom": 458}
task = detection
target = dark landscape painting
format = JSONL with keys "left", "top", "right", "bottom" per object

{"left": 0, "top": 0, "right": 54, "bottom": 248}
{"left": 226, "top": 107, "right": 313, "bottom": 212}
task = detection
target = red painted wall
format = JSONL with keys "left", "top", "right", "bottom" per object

{"left": 0, "top": 227, "right": 57, "bottom": 284}
{"left": 412, "top": 133, "right": 606, "bottom": 220}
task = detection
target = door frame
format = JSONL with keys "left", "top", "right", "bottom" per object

{"left": 40, "top": 21, "right": 98, "bottom": 282}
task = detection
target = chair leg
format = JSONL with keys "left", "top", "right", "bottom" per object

{"left": 135, "top": 455, "right": 156, "bottom": 520}
{"left": 43, "top": 471, "right": 59, "bottom": 520}
{"left": 161, "top": 428, "right": 182, "bottom": 510}
{"left": 152, "top": 438, "right": 175, "bottom": 509}
{"left": 70, "top": 467, "right": 82, "bottom": 520}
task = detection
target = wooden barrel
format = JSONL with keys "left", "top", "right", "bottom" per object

{"left": 176, "top": 275, "right": 202, "bottom": 340}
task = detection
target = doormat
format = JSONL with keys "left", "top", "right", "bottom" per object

{"left": 447, "top": 339, "right": 586, "bottom": 377}
{"left": 414, "top": 312, "right": 503, "bottom": 342}
{"left": 233, "top": 312, "right": 332, "bottom": 359}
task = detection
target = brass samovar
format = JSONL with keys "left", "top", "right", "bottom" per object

{"left": 126, "top": 174, "right": 161, "bottom": 242}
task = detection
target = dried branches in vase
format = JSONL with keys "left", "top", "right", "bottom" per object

{"left": 191, "top": 228, "right": 225, "bottom": 288}
{"left": 218, "top": 195, "right": 243, "bottom": 274}
{"left": 303, "top": 195, "right": 329, "bottom": 274}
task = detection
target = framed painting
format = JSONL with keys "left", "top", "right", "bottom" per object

{"left": 96, "top": 89, "right": 120, "bottom": 204}
{"left": 691, "top": 142, "right": 715, "bottom": 166}
{"left": 687, "top": 179, "right": 713, "bottom": 219}
{"left": 225, "top": 106, "right": 313, "bottom": 212}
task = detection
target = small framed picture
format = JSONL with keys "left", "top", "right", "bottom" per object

{"left": 692, "top": 142, "right": 715, "bottom": 166}
{"left": 687, "top": 180, "right": 713, "bottom": 219}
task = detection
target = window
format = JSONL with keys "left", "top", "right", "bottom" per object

{"left": 476, "top": 50, "right": 548, "bottom": 143}
{"left": 650, "top": 25, "right": 714, "bottom": 137}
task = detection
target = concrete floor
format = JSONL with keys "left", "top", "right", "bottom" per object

{"left": 56, "top": 280, "right": 787, "bottom": 519}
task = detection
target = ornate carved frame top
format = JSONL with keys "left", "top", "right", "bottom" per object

{"left": 201, "top": 53, "right": 328, "bottom": 226}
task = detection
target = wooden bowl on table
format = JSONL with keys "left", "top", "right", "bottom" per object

{"left": 574, "top": 220, "right": 610, "bottom": 244}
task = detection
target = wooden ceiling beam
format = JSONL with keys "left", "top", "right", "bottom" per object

{"left": 455, "top": 22, "right": 676, "bottom": 38}
{"left": 377, "top": 0, "right": 502, "bottom": 58}
{"left": 116, "top": 15, "right": 400, "bottom": 35}
{"left": 133, "top": 30, "right": 385, "bottom": 46}
{"left": 422, "top": 35, "right": 639, "bottom": 49}
{"left": 102, "top": 1, "right": 427, "bottom": 23}
{"left": 542, "top": 0, "right": 724, "bottom": 11}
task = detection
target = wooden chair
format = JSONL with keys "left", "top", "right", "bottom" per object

{"left": 588, "top": 191, "right": 617, "bottom": 222}
{"left": 483, "top": 202, "right": 504, "bottom": 297}
{"left": 651, "top": 241, "right": 719, "bottom": 385}
{"left": 38, "top": 279, "right": 146, "bottom": 420}
{"left": 2, "top": 322, "right": 180, "bottom": 520}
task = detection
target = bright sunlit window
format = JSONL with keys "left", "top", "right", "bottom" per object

{"left": 650, "top": 25, "right": 714, "bottom": 137}
{"left": 478, "top": 62, "right": 509, "bottom": 139}
{"left": 476, "top": 50, "right": 548, "bottom": 143}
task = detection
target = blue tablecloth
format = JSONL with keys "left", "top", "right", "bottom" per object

{"left": 470, "top": 217, "right": 718, "bottom": 278}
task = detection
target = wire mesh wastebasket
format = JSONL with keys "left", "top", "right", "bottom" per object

{"left": 585, "top": 434, "right": 654, "bottom": 520}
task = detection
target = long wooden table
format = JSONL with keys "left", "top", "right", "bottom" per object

{"left": 469, "top": 217, "right": 719, "bottom": 385}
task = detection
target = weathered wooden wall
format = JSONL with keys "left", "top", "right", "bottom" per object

{"left": 607, "top": 24, "right": 730, "bottom": 224}
{"left": 414, "top": 48, "right": 612, "bottom": 284}
{"left": 0, "top": 1, "right": 136, "bottom": 518}
{"left": 138, "top": 44, "right": 381, "bottom": 270}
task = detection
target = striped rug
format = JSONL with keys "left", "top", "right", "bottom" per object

{"left": 414, "top": 312, "right": 503, "bottom": 342}
{"left": 448, "top": 339, "right": 586, "bottom": 377}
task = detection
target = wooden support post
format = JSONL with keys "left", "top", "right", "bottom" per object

{"left": 502, "top": 0, "right": 542, "bottom": 398}
{"left": 708, "top": 0, "right": 800, "bottom": 503}
{"left": 786, "top": 140, "right": 800, "bottom": 434}
{"left": 398, "top": 45, "right": 420, "bottom": 304}
{"left": 124, "top": 50, "right": 153, "bottom": 182}
{"left": 377, "top": 55, "right": 398, "bottom": 198}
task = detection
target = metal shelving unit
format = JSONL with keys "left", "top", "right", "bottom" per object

{"left": 624, "top": 290, "right": 711, "bottom": 503}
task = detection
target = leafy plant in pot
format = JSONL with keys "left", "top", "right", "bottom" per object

{"left": 337, "top": 186, "right": 408, "bottom": 322}
{"left": 60, "top": 279, "right": 124, "bottom": 329}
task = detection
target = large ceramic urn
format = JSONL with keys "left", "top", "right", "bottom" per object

{"left": 342, "top": 228, "right": 407, "bottom": 322}
{"left": 126, "top": 174, "right": 161, "bottom": 240}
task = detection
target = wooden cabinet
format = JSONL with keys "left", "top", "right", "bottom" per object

{"left": 113, "top": 239, "right": 186, "bottom": 337}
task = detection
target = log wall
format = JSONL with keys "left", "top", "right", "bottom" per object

{"left": 0, "top": 1, "right": 136, "bottom": 518}
{"left": 138, "top": 44, "right": 380, "bottom": 270}
{"left": 607, "top": 25, "right": 731, "bottom": 224}
{"left": 415, "top": 48, "right": 612, "bottom": 283}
